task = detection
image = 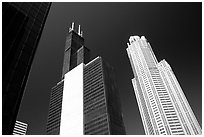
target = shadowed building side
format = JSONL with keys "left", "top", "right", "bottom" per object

{"left": 46, "top": 81, "right": 64, "bottom": 135}
{"left": 84, "top": 57, "right": 109, "bottom": 134}
{"left": 102, "top": 58, "right": 126, "bottom": 134}
{"left": 84, "top": 57, "right": 126, "bottom": 135}
{"left": 2, "top": 2, "right": 51, "bottom": 134}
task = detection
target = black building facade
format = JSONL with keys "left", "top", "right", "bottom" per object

{"left": 84, "top": 57, "right": 126, "bottom": 135}
{"left": 62, "top": 23, "right": 90, "bottom": 77}
{"left": 47, "top": 81, "right": 64, "bottom": 135}
{"left": 2, "top": 2, "right": 51, "bottom": 134}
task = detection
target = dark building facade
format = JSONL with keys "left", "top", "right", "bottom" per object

{"left": 2, "top": 2, "right": 51, "bottom": 135}
{"left": 62, "top": 23, "right": 90, "bottom": 77}
{"left": 47, "top": 81, "right": 64, "bottom": 135}
{"left": 84, "top": 57, "right": 126, "bottom": 135}
{"left": 46, "top": 24, "right": 125, "bottom": 135}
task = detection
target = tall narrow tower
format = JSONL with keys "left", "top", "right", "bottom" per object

{"left": 46, "top": 23, "right": 126, "bottom": 135}
{"left": 62, "top": 22, "right": 90, "bottom": 77}
{"left": 46, "top": 23, "right": 90, "bottom": 135}
{"left": 126, "top": 36, "right": 201, "bottom": 135}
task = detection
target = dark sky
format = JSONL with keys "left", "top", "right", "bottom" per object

{"left": 17, "top": 3, "right": 202, "bottom": 135}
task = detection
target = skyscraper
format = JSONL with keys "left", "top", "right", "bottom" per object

{"left": 2, "top": 2, "right": 51, "bottom": 135}
{"left": 84, "top": 56, "right": 126, "bottom": 135}
{"left": 126, "top": 36, "right": 202, "bottom": 135}
{"left": 13, "top": 121, "right": 28, "bottom": 135}
{"left": 46, "top": 23, "right": 125, "bottom": 135}
{"left": 46, "top": 23, "right": 90, "bottom": 135}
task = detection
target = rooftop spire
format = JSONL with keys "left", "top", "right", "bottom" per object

{"left": 69, "top": 22, "right": 75, "bottom": 32}
{"left": 78, "top": 25, "right": 83, "bottom": 37}
{"left": 78, "top": 25, "right": 81, "bottom": 35}
{"left": 69, "top": 22, "right": 83, "bottom": 37}
{"left": 72, "top": 22, "right": 74, "bottom": 30}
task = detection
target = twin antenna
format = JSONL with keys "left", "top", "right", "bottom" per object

{"left": 69, "top": 22, "right": 83, "bottom": 37}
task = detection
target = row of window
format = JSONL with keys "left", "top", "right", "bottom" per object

{"left": 84, "top": 79, "right": 103, "bottom": 92}
{"left": 84, "top": 101, "right": 106, "bottom": 114}
{"left": 84, "top": 60, "right": 101, "bottom": 75}
{"left": 84, "top": 84, "right": 103, "bottom": 97}
{"left": 85, "top": 113, "right": 107, "bottom": 125}
{"left": 167, "top": 71, "right": 200, "bottom": 134}
{"left": 47, "top": 82, "right": 63, "bottom": 133}
{"left": 49, "top": 97, "right": 62, "bottom": 110}
{"left": 47, "top": 107, "right": 61, "bottom": 121}
{"left": 84, "top": 67, "right": 102, "bottom": 78}
{"left": 137, "top": 82, "right": 154, "bottom": 135}
{"left": 84, "top": 73, "right": 103, "bottom": 85}
{"left": 84, "top": 98, "right": 105, "bottom": 111}
{"left": 84, "top": 81, "right": 104, "bottom": 96}
{"left": 85, "top": 127, "right": 109, "bottom": 135}
{"left": 47, "top": 107, "right": 61, "bottom": 118}
{"left": 47, "top": 118, "right": 60, "bottom": 131}
{"left": 85, "top": 118, "right": 108, "bottom": 131}
{"left": 142, "top": 72, "right": 166, "bottom": 134}
{"left": 84, "top": 88, "right": 104, "bottom": 103}
{"left": 84, "top": 89, "right": 104, "bottom": 104}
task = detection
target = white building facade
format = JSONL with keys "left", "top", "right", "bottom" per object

{"left": 13, "top": 121, "right": 28, "bottom": 135}
{"left": 60, "top": 63, "right": 84, "bottom": 135}
{"left": 126, "top": 36, "right": 201, "bottom": 135}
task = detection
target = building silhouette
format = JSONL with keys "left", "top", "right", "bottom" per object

{"left": 2, "top": 2, "right": 51, "bottom": 134}
{"left": 13, "top": 121, "right": 28, "bottom": 135}
{"left": 46, "top": 23, "right": 125, "bottom": 135}
{"left": 126, "top": 36, "right": 202, "bottom": 135}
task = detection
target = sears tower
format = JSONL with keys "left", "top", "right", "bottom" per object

{"left": 46, "top": 23, "right": 126, "bottom": 135}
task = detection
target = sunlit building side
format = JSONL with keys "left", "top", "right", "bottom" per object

{"left": 126, "top": 36, "right": 201, "bottom": 135}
